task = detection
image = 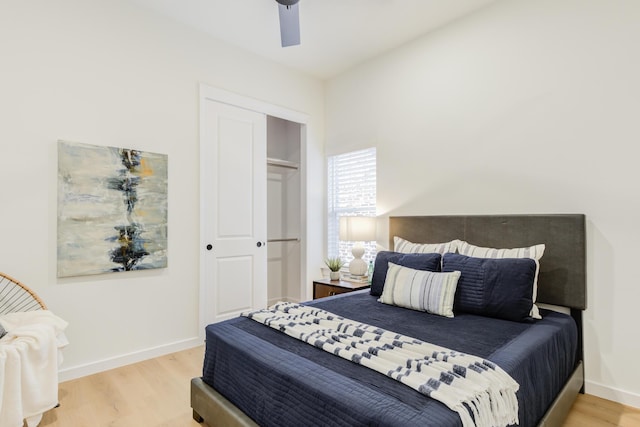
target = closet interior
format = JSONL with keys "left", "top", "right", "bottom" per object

{"left": 266, "top": 116, "right": 302, "bottom": 304}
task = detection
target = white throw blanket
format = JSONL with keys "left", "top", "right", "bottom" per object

{"left": 0, "top": 310, "right": 69, "bottom": 427}
{"left": 243, "top": 302, "right": 519, "bottom": 427}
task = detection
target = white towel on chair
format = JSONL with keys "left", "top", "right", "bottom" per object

{"left": 0, "top": 310, "right": 68, "bottom": 427}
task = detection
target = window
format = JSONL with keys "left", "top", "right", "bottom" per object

{"left": 327, "top": 148, "right": 377, "bottom": 265}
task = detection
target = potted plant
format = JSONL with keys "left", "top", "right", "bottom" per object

{"left": 325, "top": 257, "right": 344, "bottom": 281}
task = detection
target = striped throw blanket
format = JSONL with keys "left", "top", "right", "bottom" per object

{"left": 243, "top": 302, "right": 519, "bottom": 427}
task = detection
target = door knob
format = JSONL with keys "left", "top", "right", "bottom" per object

{"left": 257, "top": 241, "right": 265, "bottom": 247}
{"left": 206, "top": 244, "right": 213, "bottom": 251}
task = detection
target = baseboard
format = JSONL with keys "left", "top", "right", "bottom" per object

{"left": 58, "top": 337, "right": 203, "bottom": 383}
{"left": 586, "top": 380, "right": 640, "bottom": 409}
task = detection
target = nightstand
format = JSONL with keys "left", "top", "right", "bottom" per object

{"left": 312, "top": 278, "right": 370, "bottom": 299}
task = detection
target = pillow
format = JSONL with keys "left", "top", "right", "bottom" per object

{"left": 370, "top": 251, "right": 441, "bottom": 296}
{"left": 379, "top": 263, "right": 460, "bottom": 318}
{"left": 457, "top": 241, "right": 545, "bottom": 260}
{"left": 442, "top": 253, "right": 536, "bottom": 322}
{"left": 393, "top": 236, "right": 459, "bottom": 254}
{"left": 457, "top": 241, "right": 545, "bottom": 319}
{"left": 0, "top": 322, "right": 6, "bottom": 339}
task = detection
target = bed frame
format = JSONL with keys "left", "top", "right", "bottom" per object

{"left": 191, "top": 214, "right": 586, "bottom": 427}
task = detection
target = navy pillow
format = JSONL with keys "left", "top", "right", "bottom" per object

{"left": 442, "top": 253, "right": 536, "bottom": 322}
{"left": 370, "top": 251, "right": 441, "bottom": 296}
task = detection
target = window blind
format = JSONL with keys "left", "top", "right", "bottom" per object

{"left": 327, "top": 148, "right": 377, "bottom": 264}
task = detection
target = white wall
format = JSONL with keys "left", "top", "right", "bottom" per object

{"left": 0, "top": 0, "right": 324, "bottom": 380}
{"left": 325, "top": 0, "right": 640, "bottom": 408}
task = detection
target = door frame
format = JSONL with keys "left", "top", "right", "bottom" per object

{"left": 199, "top": 84, "right": 309, "bottom": 340}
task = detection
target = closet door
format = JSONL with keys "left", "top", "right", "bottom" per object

{"left": 201, "top": 100, "right": 267, "bottom": 324}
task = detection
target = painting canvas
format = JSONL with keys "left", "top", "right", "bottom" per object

{"left": 57, "top": 140, "right": 168, "bottom": 277}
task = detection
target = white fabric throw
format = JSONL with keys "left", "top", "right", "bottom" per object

{"left": 243, "top": 302, "right": 519, "bottom": 427}
{"left": 0, "top": 310, "right": 69, "bottom": 427}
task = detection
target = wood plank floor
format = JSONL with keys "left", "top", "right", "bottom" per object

{"left": 40, "top": 346, "right": 640, "bottom": 427}
{"left": 563, "top": 393, "right": 640, "bottom": 427}
{"left": 40, "top": 346, "right": 208, "bottom": 427}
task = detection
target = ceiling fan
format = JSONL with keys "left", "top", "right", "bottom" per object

{"left": 276, "top": 0, "right": 301, "bottom": 47}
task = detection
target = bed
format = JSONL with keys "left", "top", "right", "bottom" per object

{"left": 191, "top": 214, "right": 586, "bottom": 427}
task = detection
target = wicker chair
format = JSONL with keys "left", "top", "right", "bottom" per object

{"left": 0, "top": 272, "right": 46, "bottom": 315}
{"left": 1, "top": 272, "right": 59, "bottom": 424}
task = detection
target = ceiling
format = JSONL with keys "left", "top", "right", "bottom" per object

{"left": 129, "top": 0, "right": 498, "bottom": 80}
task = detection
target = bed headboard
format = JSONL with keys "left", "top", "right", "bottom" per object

{"left": 389, "top": 214, "right": 586, "bottom": 310}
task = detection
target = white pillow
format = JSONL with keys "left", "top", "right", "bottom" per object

{"left": 378, "top": 263, "right": 460, "bottom": 318}
{"left": 394, "top": 236, "right": 459, "bottom": 254}
{"left": 457, "top": 241, "right": 545, "bottom": 319}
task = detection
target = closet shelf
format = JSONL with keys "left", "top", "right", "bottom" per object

{"left": 267, "top": 157, "right": 299, "bottom": 170}
{"left": 267, "top": 237, "right": 300, "bottom": 243}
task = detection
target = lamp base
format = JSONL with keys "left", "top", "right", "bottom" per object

{"left": 349, "top": 244, "right": 368, "bottom": 276}
{"left": 349, "top": 258, "right": 368, "bottom": 276}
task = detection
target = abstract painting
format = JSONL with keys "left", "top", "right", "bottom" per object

{"left": 57, "top": 140, "right": 168, "bottom": 277}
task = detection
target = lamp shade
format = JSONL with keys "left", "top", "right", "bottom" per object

{"left": 339, "top": 216, "right": 376, "bottom": 242}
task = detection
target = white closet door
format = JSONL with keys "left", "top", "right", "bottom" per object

{"left": 201, "top": 100, "right": 267, "bottom": 324}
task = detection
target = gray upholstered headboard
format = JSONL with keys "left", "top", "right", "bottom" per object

{"left": 389, "top": 214, "right": 586, "bottom": 311}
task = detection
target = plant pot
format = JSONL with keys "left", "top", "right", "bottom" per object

{"left": 329, "top": 271, "right": 340, "bottom": 281}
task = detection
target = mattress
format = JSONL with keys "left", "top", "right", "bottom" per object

{"left": 202, "top": 290, "right": 578, "bottom": 427}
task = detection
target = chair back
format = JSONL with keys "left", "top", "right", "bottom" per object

{"left": 0, "top": 272, "right": 46, "bottom": 315}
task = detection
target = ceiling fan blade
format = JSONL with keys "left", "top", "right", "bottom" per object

{"left": 278, "top": 3, "right": 300, "bottom": 47}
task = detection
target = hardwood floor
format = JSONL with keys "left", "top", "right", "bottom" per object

{"left": 40, "top": 346, "right": 208, "bottom": 427}
{"left": 40, "top": 346, "right": 640, "bottom": 427}
{"left": 563, "top": 393, "right": 640, "bottom": 427}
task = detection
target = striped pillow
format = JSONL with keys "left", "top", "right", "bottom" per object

{"left": 457, "top": 241, "right": 545, "bottom": 319}
{"left": 394, "top": 236, "right": 459, "bottom": 254}
{"left": 370, "top": 251, "right": 442, "bottom": 297}
{"left": 457, "top": 241, "right": 545, "bottom": 260}
{"left": 379, "top": 263, "right": 461, "bottom": 318}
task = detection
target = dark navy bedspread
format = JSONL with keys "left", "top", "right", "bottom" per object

{"left": 202, "top": 291, "right": 577, "bottom": 427}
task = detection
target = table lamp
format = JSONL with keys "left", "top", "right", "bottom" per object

{"left": 339, "top": 216, "right": 376, "bottom": 276}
